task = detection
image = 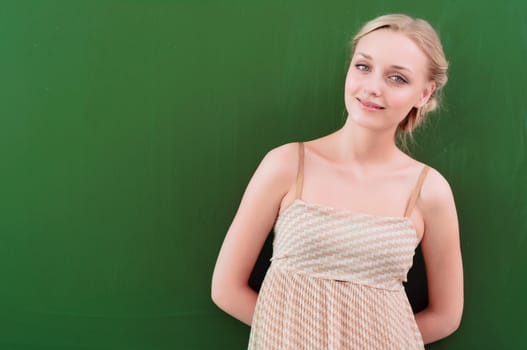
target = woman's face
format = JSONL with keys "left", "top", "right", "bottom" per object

{"left": 344, "top": 29, "right": 436, "bottom": 132}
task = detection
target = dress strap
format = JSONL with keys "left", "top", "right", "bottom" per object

{"left": 295, "top": 142, "right": 305, "bottom": 199}
{"left": 403, "top": 165, "right": 430, "bottom": 217}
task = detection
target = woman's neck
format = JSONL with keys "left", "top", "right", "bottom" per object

{"left": 333, "top": 118, "right": 401, "bottom": 166}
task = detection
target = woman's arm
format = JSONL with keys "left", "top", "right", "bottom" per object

{"left": 414, "top": 167, "right": 464, "bottom": 344}
{"left": 211, "top": 143, "right": 298, "bottom": 326}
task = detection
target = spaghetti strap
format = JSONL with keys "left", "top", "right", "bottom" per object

{"left": 295, "top": 142, "right": 305, "bottom": 200}
{"left": 403, "top": 165, "right": 430, "bottom": 217}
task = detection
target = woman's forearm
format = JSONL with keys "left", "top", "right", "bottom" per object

{"left": 414, "top": 307, "right": 461, "bottom": 345}
{"left": 212, "top": 284, "right": 258, "bottom": 326}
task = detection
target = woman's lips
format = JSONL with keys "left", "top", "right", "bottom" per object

{"left": 357, "top": 97, "right": 384, "bottom": 111}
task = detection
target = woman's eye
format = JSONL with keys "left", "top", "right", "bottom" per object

{"left": 390, "top": 75, "right": 408, "bottom": 84}
{"left": 355, "top": 64, "right": 369, "bottom": 72}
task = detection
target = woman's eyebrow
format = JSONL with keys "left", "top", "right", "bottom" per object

{"left": 391, "top": 64, "right": 413, "bottom": 73}
{"left": 356, "top": 52, "right": 373, "bottom": 59}
{"left": 356, "top": 52, "right": 413, "bottom": 73}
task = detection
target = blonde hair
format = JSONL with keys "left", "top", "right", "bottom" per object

{"left": 351, "top": 14, "right": 448, "bottom": 138}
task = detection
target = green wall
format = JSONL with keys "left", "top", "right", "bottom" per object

{"left": 1, "top": 1, "right": 526, "bottom": 349}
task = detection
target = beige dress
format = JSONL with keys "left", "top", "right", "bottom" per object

{"left": 248, "top": 142, "right": 428, "bottom": 350}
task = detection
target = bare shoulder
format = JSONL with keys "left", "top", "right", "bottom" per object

{"left": 412, "top": 163, "right": 460, "bottom": 248}
{"left": 258, "top": 142, "right": 299, "bottom": 181}
{"left": 263, "top": 141, "right": 300, "bottom": 166}
{"left": 420, "top": 165, "right": 456, "bottom": 211}
{"left": 248, "top": 141, "right": 301, "bottom": 201}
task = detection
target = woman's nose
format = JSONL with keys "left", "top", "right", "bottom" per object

{"left": 363, "top": 76, "right": 382, "bottom": 97}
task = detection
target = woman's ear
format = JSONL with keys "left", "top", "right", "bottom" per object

{"left": 416, "top": 81, "right": 437, "bottom": 108}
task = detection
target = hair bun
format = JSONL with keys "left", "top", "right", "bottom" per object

{"left": 422, "top": 98, "right": 438, "bottom": 114}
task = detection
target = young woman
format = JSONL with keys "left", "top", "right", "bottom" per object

{"left": 211, "top": 13, "right": 464, "bottom": 349}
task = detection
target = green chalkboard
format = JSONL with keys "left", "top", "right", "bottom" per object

{"left": 0, "top": 1, "right": 526, "bottom": 349}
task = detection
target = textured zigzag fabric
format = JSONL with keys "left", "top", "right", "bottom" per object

{"left": 248, "top": 142, "right": 426, "bottom": 350}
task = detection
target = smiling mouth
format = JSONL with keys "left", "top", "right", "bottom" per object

{"left": 357, "top": 97, "right": 385, "bottom": 110}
